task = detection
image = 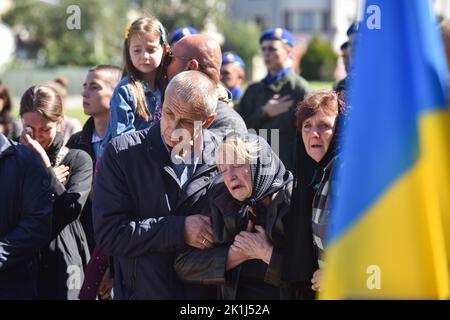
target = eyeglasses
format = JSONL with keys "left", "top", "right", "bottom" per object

{"left": 167, "top": 51, "right": 192, "bottom": 65}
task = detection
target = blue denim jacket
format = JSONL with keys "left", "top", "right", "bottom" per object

{"left": 101, "top": 76, "right": 162, "bottom": 154}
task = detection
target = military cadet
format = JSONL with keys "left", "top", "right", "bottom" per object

{"left": 334, "top": 22, "right": 359, "bottom": 99}
{"left": 237, "top": 27, "right": 310, "bottom": 171}
{"left": 221, "top": 51, "right": 246, "bottom": 103}
{"left": 333, "top": 41, "right": 350, "bottom": 96}
{"left": 170, "top": 26, "right": 199, "bottom": 45}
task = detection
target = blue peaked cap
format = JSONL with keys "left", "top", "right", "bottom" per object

{"left": 222, "top": 52, "right": 245, "bottom": 69}
{"left": 170, "top": 26, "right": 199, "bottom": 45}
{"left": 259, "top": 28, "right": 295, "bottom": 47}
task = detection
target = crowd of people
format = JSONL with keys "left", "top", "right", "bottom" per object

{"left": 1, "top": 14, "right": 448, "bottom": 300}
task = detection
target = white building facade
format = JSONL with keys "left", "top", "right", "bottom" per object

{"left": 228, "top": 0, "right": 362, "bottom": 51}
{"left": 229, "top": 0, "right": 450, "bottom": 51}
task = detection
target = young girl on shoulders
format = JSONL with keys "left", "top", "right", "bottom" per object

{"left": 107, "top": 16, "right": 169, "bottom": 141}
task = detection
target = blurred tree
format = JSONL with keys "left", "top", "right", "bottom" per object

{"left": 4, "top": 0, "right": 262, "bottom": 69}
{"left": 4, "top": 0, "right": 128, "bottom": 66}
{"left": 137, "top": 0, "right": 261, "bottom": 78}
{"left": 300, "top": 35, "right": 338, "bottom": 81}
{"left": 219, "top": 19, "right": 261, "bottom": 78}
{"left": 137, "top": 0, "right": 228, "bottom": 33}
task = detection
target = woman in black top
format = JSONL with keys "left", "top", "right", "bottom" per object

{"left": 283, "top": 91, "right": 346, "bottom": 297}
{"left": 19, "top": 85, "right": 92, "bottom": 299}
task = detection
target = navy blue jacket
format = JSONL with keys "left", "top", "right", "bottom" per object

{"left": 0, "top": 134, "right": 52, "bottom": 299}
{"left": 93, "top": 122, "right": 219, "bottom": 299}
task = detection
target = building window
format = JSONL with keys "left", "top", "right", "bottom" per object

{"left": 284, "top": 11, "right": 293, "bottom": 30}
{"left": 299, "top": 11, "right": 314, "bottom": 32}
{"left": 321, "top": 11, "right": 330, "bottom": 32}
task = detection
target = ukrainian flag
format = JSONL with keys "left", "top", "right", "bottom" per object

{"left": 321, "top": 0, "right": 450, "bottom": 299}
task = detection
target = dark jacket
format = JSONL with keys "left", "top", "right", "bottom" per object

{"left": 281, "top": 136, "right": 318, "bottom": 300}
{"left": 209, "top": 101, "right": 247, "bottom": 140}
{"left": 237, "top": 71, "right": 310, "bottom": 171}
{"left": 175, "top": 180, "right": 292, "bottom": 300}
{"left": 67, "top": 117, "right": 97, "bottom": 168}
{"left": 38, "top": 133, "right": 92, "bottom": 300}
{"left": 282, "top": 107, "right": 346, "bottom": 300}
{"left": 93, "top": 122, "right": 220, "bottom": 299}
{"left": 66, "top": 117, "right": 98, "bottom": 252}
{"left": 0, "top": 134, "right": 52, "bottom": 299}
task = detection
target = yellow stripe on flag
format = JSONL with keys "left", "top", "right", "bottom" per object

{"left": 420, "top": 110, "right": 450, "bottom": 261}
{"left": 320, "top": 111, "right": 450, "bottom": 300}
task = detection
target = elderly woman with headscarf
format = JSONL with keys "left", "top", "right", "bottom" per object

{"left": 175, "top": 133, "right": 293, "bottom": 300}
{"left": 282, "top": 90, "right": 346, "bottom": 297}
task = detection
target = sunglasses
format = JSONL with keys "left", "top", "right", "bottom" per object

{"left": 167, "top": 51, "right": 192, "bottom": 65}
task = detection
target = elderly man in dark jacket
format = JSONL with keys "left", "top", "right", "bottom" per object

{"left": 93, "top": 71, "right": 221, "bottom": 299}
{"left": 0, "top": 133, "right": 52, "bottom": 299}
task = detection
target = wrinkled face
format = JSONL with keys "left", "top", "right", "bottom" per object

{"left": 217, "top": 146, "right": 253, "bottom": 202}
{"left": 82, "top": 70, "right": 114, "bottom": 117}
{"left": 261, "top": 39, "right": 291, "bottom": 73}
{"left": 22, "top": 111, "right": 59, "bottom": 150}
{"left": 166, "top": 43, "right": 192, "bottom": 81}
{"left": 301, "top": 109, "right": 338, "bottom": 162}
{"left": 161, "top": 87, "right": 205, "bottom": 152}
{"left": 220, "top": 64, "right": 243, "bottom": 90}
{"left": 129, "top": 34, "right": 163, "bottom": 75}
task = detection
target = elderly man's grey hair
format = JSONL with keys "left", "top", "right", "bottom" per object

{"left": 166, "top": 70, "right": 218, "bottom": 118}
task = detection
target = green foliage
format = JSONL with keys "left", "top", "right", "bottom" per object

{"left": 4, "top": 0, "right": 262, "bottom": 68}
{"left": 140, "top": 0, "right": 260, "bottom": 75}
{"left": 64, "top": 106, "right": 89, "bottom": 123}
{"left": 4, "top": 0, "right": 128, "bottom": 66}
{"left": 219, "top": 20, "right": 261, "bottom": 73}
{"left": 309, "top": 81, "right": 334, "bottom": 91}
{"left": 138, "top": 0, "right": 229, "bottom": 34}
{"left": 300, "top": 35, "right": 338, "bottom": 81}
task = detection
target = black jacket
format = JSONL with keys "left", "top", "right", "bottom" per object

{"left": 0, "top": 134, "right": 52, "bottom": 299}
{"left": 67, "top": 117, "right": 97, "bottom": 167}
{"left": 38, "top": 133, "right": 92, "bottom": 300}
{"left": 175, "top": 180, "right": 292, "bottom": 300}
{"left": 66, "top": 117, "right": 97, "bottom": 252}
{"left": 93, "top": 122, "right": 220, "bottom": 299}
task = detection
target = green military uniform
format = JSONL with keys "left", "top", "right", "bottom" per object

{"left": 237, "top": 70, "right": 310, "bottom": 171}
